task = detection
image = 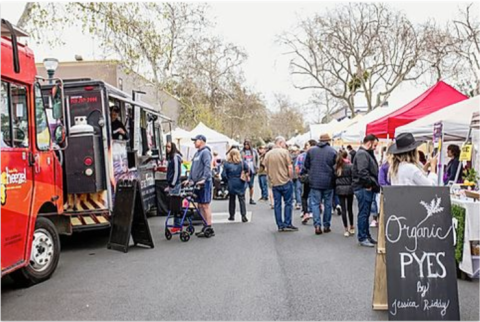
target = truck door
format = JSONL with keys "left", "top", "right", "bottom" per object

{"left": 32, "top": 83, "right": 57, "bottom": 208}
{"left": 1, "top": 81, "right": 35, "bottom": 272}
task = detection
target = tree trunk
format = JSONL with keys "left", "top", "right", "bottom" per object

{"left": 16, "top": 3, "right": 37, "bottom": 29}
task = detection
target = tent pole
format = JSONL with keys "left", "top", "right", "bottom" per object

{"left": 453, "top": 125, "right": 473, "bottom": 184}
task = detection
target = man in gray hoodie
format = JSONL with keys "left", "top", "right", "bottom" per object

{"left": 188, "top": 134, "right": 214, "bottom": 237}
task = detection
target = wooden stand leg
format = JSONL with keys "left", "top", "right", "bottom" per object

{"left": 372, "top": 193, "right": 388, "bottom": 310}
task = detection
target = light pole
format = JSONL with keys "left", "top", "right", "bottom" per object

{"left": 43, "top": 58, "right": 59, "bottom": 84}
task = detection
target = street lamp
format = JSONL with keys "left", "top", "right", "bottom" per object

{"left": 43, "top": 58, "right": 59, "bottom": 84}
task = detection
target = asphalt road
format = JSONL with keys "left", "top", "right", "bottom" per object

{"left": 2, "top": 193, "right": 479, "bottom": 321}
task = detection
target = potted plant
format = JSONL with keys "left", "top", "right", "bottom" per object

{"left": 461, "top": 168, "right": 478, "bottom": 190}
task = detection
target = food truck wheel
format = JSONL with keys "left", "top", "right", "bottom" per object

{"left": 11, "top": 217, "right": 61, "bottom": 287}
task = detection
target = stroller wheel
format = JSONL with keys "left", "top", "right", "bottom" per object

{"left": 180, "top": 231, "right": 190, "bottom": 242}
{"left": 186, "top": 225, "right": 195, "bottom": 235}
{"left": 165, "top": 229, "right": 172, "bottom": 240}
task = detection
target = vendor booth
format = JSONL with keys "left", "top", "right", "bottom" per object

{"left": 366, "top": 81, "right": 468, "bottom": 138}
{"left": 336, "top": 106, "right": 399, "bottom": 143}
{"left": 395, "top": 96, "right": 480, "bottom": 141}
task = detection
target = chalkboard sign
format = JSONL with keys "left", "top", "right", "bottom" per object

{"left": 383, "top": 186, "right": 459, "bottom": 320}
{"left": 108, "top": 179, "right": 154, "bottom": 253}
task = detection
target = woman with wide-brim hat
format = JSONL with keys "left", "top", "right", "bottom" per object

{"left": 388, "top": 133, "right": 438, "bottom": 186}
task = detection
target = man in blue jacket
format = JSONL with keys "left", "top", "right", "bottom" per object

{"left": 188, "top": 134, "right": 214, "bottom": 237}
{"left": 303, "top": 133, "right": 337, "bottom": 235}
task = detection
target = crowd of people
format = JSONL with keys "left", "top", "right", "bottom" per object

{"left": 164, "top": 131, "right": 463, "bottom": 245}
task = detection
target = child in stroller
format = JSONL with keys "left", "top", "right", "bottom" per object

{"left": 212, "top": 158, "right": 229, "bottom": 200}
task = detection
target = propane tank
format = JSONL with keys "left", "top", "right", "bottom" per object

{"left": 70, "top": 116, "right": 94, "bottom": 136}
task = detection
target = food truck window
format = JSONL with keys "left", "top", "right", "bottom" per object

{"left": 34, "top": 84, "right": 51, "bottom": 150}
{"left": 11, "top": 84, "right": 29, "bottom": 148}
{"left": 1, "top": 81, "right": 12, "bottom": 147}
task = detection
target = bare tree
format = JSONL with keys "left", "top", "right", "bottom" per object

{"left": 279, "top": 3, "right": 425, "bottom": 116}
{"left": 452, "top": 3, "right": 480, "bottom": 96}
{"left": 269, "top": 94, "right": 306, "bottom": 139}
{"left": 307, "top": 91, "right": 343, "bottom": 124}
{"left": 180, "top": 36, "right": 247, "bottom": 111}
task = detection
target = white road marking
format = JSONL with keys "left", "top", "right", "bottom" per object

{"left": 211, "top": 211, "right": 253, "bottom": 224}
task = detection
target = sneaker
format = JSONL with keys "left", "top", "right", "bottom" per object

{"left": 197, "top": 228, "right": 215, "bottom": 238}
{"left": 315, "top": 226, "right": 323, "bottom": 235}
{"left": 301, "top": 214, "right": 309, "bottom": 225}
{"left": 270, "top": 205, "right": 274, "bottom": 209}
{"left": 370, "top": 220, "right": 378, "bottom": 227}
{"left": 285, "top": 225, "right": 299, "bottom": 231}
{"left": 250, "top": 199, "right": 256, "bottom": 205}
{"left": 228, "top": 216, "right": 235, "bottom": 221}
{"left": 349, "top": 227, "right": 355, "bottom": 235}
{"left": 344, "top": 231, "right": 350, "bottom": 237}
{"left": 368, "top": 237, "right": 378, "bottom": 244}
{"left": 278, "top": 227, "right": 286, "bottom": 232}
{"left": 323, "top": 227, "right": 331, "bottom": 233}
{"left": 359, "top": 240, "right": 375, "bottom": 247}
{"left": 242, "top": 216, "right": 248, "bottom": 223}
{"left": 336, "top": 205, "right": 342, "bottom": 216}
{"left": 295, "top": 204, "right": 301, "bottom": 210}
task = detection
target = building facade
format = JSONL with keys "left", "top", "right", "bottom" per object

{"left": 35, "top": 60, "right": 181, "bottom": 125}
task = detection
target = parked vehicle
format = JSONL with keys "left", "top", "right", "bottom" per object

{"left": 1, "top": 19, "right": 69, "bottom": 286}
{"left": 43, "top": 78, "right": 171, "bottom": 230}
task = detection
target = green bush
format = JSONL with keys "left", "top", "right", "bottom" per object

{"left": 451, "top": 205, "right": 466, "bottom": 264}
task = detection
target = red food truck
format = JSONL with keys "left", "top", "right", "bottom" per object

{"left": 1, "top": 19, "right": 69, "bottom": 286}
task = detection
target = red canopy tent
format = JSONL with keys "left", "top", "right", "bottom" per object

{"left": 366, "top": 81, "right": 468, "bottom": 139}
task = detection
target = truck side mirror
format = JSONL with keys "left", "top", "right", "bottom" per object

{"left": 51, "top": 83, "right": 63, "bottom": 120}
{"left": 54, "top": 124, "right": 66, "bottom": 148}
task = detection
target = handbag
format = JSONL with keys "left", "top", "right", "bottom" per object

{"left": 299, "top": 173, "right": 309, "bottom": 184}
{"left": 240, "top": 162, "right": 251, "bottom": 182}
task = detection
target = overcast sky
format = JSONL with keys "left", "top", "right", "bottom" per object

{"left": 1, "top": 1, "right": 475, "bottom": 122}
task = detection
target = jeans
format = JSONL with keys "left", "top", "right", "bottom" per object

{"left": 333, "top": 193, "right": 340, "bottom": 208}
{"left": 229, "top": 193, "right": 246, "bottom": 218}
{"left": 310, "top": 188, "right": 333, "bottom": 228}
{"left": 292, "top": 179, "right": 302, "bottom": 205}
{"left": 272, "top": 181, "right": 293, "bottom": 229}
{"left": 371, "top": 193, "right": 378, "bottom": 215}
{"left": 258, "top": 174, "right": 268, "bottom": 200}
{"left": 354, "top": 188, "right": 374, "bottom": 242}
{"left": 301, "top": 182, "right": 312, "bottom": 213}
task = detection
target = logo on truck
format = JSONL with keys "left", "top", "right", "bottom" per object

{"left": 1, "top": 172, "right": 6, "bottom": 205}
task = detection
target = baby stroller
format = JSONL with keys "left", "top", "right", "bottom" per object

{"left": 165, "top": 185, "right": 213, "bottom": 242}
{"left": 213, "top": 174, "right": 229, "bottom": 200}
{"left": 212, "top": 163, "right": 228, "bottom": 200}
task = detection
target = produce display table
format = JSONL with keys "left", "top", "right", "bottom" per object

{"left": 452, "top": 198, "right": 480, "bottom": 278}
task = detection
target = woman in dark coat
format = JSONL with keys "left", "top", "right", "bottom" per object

{"left": 166, "top": 142, "right": 183, "bottom": 232}
{"left": 222, "top": 149, "right": 251, "bottom": 222}
{"left": 335, "top": 151, "right": 355, "bottom": 237}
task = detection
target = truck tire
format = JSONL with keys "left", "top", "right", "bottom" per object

{"left": 10, "top": 217, "right": 61, "bottom": 287}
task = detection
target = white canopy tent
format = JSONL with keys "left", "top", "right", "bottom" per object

{"left": 337, "top": 106, "right": 401, "bottom": 143}
{"left": 395, "top": 96, "right": 480, "bottom": 141}
{"left": 183, "top": 122, "right": 235, "bottom": 160}
{"left": 309, "top": 119, "right": 339, "bottom": 140}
